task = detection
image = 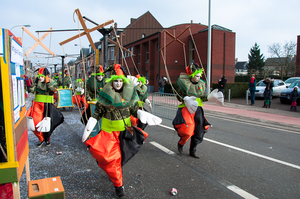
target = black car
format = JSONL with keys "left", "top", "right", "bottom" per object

{"left": 279, "top": 80, "right": 300, "bottom": 104}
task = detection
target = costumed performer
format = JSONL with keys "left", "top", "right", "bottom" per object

{"left": 58, "top": 69, "right": 72, "bottom": 88}
{"left": 72, "top": 78, "right": 87, "bottom": 109}
{"left": 82, "top": 64, "right": 161, "bottom": 197}
{"left": 26, "top": 67, "right": 64, "bottom": 147}
{"left": 81, "top": 65, "right": 106, "bottom": 126}
{"left": 172, "top": 63, "right": 210, "bottom": 158}
{"left": 131, "top": 74, "right": 152, "bottom": 130}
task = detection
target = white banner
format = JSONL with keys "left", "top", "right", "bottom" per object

{"left": 11, "top": 38, "right": 23, "bottom": 67}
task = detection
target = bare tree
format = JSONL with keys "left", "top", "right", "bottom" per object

{"left": 268, "top": 41, "right": 296, "bottom": 79}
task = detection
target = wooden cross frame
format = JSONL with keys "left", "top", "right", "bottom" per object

{"left": 59, "top": 8, "right": 114, "bottom": 51}
{"left": 22, "top": 26, "right": 55, "bottom": 57}
{"left": 159, "top": 26, "right": 190, "bottom": 51}
{"left": 107, "top": 32, "right": 134, "bottom": 60}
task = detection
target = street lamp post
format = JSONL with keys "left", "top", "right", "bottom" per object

{"left": 10, "top": 24, "right": 31, "bottom": 31}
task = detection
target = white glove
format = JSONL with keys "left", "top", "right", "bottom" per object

{"left": 137, "top": 109, "right": 162, "bottom": 125}
{"left": 36, "top": 117, "right": 51, "bottom": 132}
{"left": 183, "top": 96, "right": 198, "bottom": 114}
{"left": 143, "top": 99, "right": 152, "bottom": 112}
{"left": 127, "top": 75, "right": 138, "bottom": 86}
{"left": 207, "top": 89, "right": 224, "bottom": 106}
{"left": 82, "top": 117, "right": 97, "bottom": 142}
{"left": 26, "top": 116, "right": 35, "bottom": 131}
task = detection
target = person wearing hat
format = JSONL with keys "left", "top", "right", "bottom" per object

{"left": 72, "top": 78, "right": 87, "bottom": 109}
{"left": 131, "top": 74, "right": 152, "bottom": 130}
{"left": 81, "top": 65, "right": 106, "bottom": 126}
{"left": 58, "top": 69, "right": 72, "bottom": 88}
{"left": 26, "top": 67, "right": 64, "bottom": 147}
{"left": 290, "top": 86, "right": 298, "bottom": 111}
{"left": 82, "top": 64, "right": 161, "bottom": 197}
{"left": 172, "top": 63, "right": 210, "bottom": 158}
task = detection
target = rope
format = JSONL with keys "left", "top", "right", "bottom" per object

{"left": 188, "top": 27, "right": 207, "bottom": 81}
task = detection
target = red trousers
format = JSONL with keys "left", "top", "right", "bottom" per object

{"left": 85, "top": 129, "right": 148, "bottom": 187}
{"left": 26, "top": 101, "right": 45, "bottom": 142}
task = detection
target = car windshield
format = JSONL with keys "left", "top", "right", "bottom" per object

{"left": 257, "top": 81, "right": 266, "bottom": 86}
{"left": 285, "top": 78, "right": 300, "bottom": 83}
{"left": 289, "top": 81, "right": 300, "bottom": 88}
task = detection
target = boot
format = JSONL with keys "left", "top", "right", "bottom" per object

{"left": 178, "top": 143, "right": 183, "bottom": 154}
{"left": 189, "top": 151, "right": 199, "bottom": 159}
{"left": 115, "top": 186, "right": 125, "bottom": 197}
{"left": 295, "top": 107, "right": 298, "bottom": 112}
{"left": 290, "top": 106, "right": 293, "bottom": 111}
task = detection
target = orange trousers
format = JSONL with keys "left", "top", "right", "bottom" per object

{"left": 26, "top": 101, "right": 45, "bottom": 142}
{"left": 85, "top": 128, "right": 148, "bottom": 187}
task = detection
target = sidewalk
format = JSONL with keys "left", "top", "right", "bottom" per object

{"left": 204, "top": 101, "right": 300, "bottom": 127}
{"left": 149, "top": 92, "right": 300, "bottom": 128}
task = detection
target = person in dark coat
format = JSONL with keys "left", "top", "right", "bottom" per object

{"left": 290, "top": 86, "right": 298, "bottom": 111}
{"left": 262, "top": 78, "right": 274, "bottom": 108}
{"left": 248, "top": 74, "right": 256, "bottom": 105}
{"left": 263, "top": 86, "right": 271, "bottom": 108}
{"left": 218, "top": 74, "right": 227, "bottom": 94}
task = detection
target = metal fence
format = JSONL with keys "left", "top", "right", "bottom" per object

{"left": 151, "top": 92, "right": 180, "bottom": 120}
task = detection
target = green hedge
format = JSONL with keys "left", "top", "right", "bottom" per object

{"left": 165, "top": 82, "right": 249, "bottom": 98}
{"left": 212, "top": 83, "right": 249, "bottom": 98}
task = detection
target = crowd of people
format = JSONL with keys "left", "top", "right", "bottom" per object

{"left": 23, "top": 62, "right": 220, "bottom": 197}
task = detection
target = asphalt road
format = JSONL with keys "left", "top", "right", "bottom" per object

{"left": 19, "top": 98, "right": 300, "bottom": 198}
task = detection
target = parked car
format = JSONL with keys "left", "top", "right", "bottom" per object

{"left": 247, "top": 79, "right": 286, "bottom": 98}
{"left": 279, "top": 80, "right": 300, "bottom": 104}
{"left": 284, "top": 77, "right": 300, "bottom": 87}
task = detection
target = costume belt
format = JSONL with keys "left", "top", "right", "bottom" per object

{"left": 34, "top": 94, "right": 54, "bottom": 103}
{"left": 101, "top": 117, "right": 131, "bottom": 133}
{"left": 138, "top": 100, "right": 144, "bottom": 108}
{"left": 178, "top": 97, "right": 203, "bottom": 108}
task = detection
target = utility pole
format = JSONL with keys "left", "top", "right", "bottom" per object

{"left": 206, "top": 0, "right": 212, "bottom": 94}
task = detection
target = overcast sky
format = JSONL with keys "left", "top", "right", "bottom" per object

{"left": 2, "top": 0, "right": 299, "bottom": 67}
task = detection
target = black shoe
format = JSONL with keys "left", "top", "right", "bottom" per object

{"left": 37, "top": 141, "right": 44, "bottom": 148}
{"left": 115, "top": 186, "right": 125, "bottom": 197}
{"left": 189, "top": 151, "right": 199, "bottom": 159}
{"left": 46, "top": 141, "right": 51, "bottom": 147}
{"left": 178, "top": 143, "right": 183, "bottom": 154}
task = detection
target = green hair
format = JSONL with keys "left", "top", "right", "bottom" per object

{"left": 138, "top": 76, "right": 146, "bottom": 85}
{"left": 76, "top": 79, "right": 83, "bottom": 82}
{"left": 37, "top": 74, "right": 46, "bottom": 78}
{"left": 105, "top": 75, "right": 129, "bottom": 83}
{"left": 189, "top": 68, "right": 203, "bottom": 78}
{"left": 92, "top": 72, "right": 105, "bottom": 77}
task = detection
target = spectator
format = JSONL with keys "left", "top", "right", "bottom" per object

{"left": 262, "top": 78, "right": 274, "bottom": 108}
{"left": 218, "top": 74, "right": 227, "bottom": 94}
{"left": 26, "top": 76, "right": 32, "bottom": 92}
{"left": 248, "top": 74, "right": 256, "bottom": 105}
{"left": 158, "top": 76, "right": 167, "bottom": 93}
{"left": 290, "top": 86, "right": 298, "bottom": 111}
{"left": 263, "top": 86, "right": 271, "bottom": 108}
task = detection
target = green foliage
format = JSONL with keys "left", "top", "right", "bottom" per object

{"left": 247, "top": 43, "right": 265, "bottom": 76}
{"left": 212, "top": 82, "right": 249, "bottom": 98}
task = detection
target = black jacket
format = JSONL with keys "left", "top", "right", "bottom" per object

{"left": 290, "top": 90, "right": 298, "bottom": 102}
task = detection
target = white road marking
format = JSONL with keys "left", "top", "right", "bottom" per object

{"left": 149, "top": 141, "right": 176, "bottom": 155}
{"left": 150, "top": 132, "right": 259, "bottom": 199}
{"left": 227, "top": 185, "right": 259, "bottom": 199}
{"left": 158, "top": 124, "right": 300, "bottom": 170}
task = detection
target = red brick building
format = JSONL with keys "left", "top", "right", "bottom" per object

{"left": 296, "top": 35, "right": 300, "bottom": 76}
{"left": 116, "top": 12, "right": 236, "bottom": 92}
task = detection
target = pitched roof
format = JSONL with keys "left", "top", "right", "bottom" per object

{"left": 235, "top": 61, "right": 247, "bottom": 69}
{"left": 265, "top": 57, "right": 291, "bottom": 66}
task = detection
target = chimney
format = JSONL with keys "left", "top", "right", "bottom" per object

{"left": 191, "top": 20, "right": 193, "bottom": 24}
{"left": 114, "top": 22, "right": 117, "bottom": 30}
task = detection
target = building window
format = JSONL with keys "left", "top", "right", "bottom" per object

{"left": 189, "top": 39, "right": 195, "bottom": 62}
{"left": 110, "top": 47, "right": 114, "bottom": 60}
{"left": 130, "top": 47, "right": 133, "bottom": 56}
{"left": 142, "top": 33, "right": 145, "bottom": 38}
{"left": 145, "top": 43, "right": 149, "bottom": 63}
